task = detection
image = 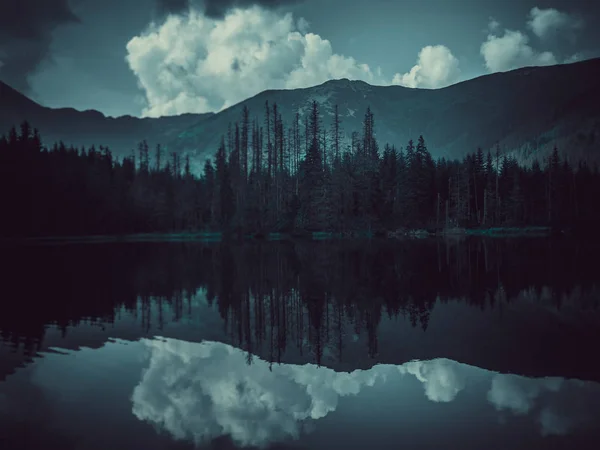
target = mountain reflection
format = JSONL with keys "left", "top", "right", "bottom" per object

{"left": 132, "top": 338, "right": 600, "bottom": 448}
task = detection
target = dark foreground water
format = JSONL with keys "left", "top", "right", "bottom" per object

{"left": 1, "top": 237, "right": 600, "bottom": 449}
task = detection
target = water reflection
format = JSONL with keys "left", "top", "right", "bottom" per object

{"left": 0, "top": 335, "right": 599, "bottom": 450}
{"left": 131, "top": 338, "right": 600, "bottom": 448}
{"left": 1, "top": 238, "right": 600, "bottom": 449}
{"left": 2, "top": 238, "right": 600, "bottom": 384}
{"left": 132, "top": 338, "right": 384, "bottom": 447}
{"left": 0, "top": 363, "right": 80, "bottom": 449}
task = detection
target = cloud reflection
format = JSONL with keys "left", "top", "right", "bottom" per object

{"left": 131, "top": 338, "right": 599, "bottom": 448}
{"left": 486, "top": 373, "right": 600, "bottom": 437}
{"left": 131, "top": 338, "right": 388, "bottom": 447}
{"left": 399, "top": 359, "right": 466, "bottom": 402}
{"left": 487, "top": 374, "right": 562, "bottom": 415}
{"left": 539, "top": 407, "right": 572, "bottom": 436}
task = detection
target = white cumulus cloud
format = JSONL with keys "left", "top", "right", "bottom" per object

{"left": 392, "top": 45, "right": 460, "bottom": 89}
{"left": 126, "top": 6, "right": 385, "bottom": 117}
{"left": 527, "top": 7, "right": 584, "bottom": 40}
{"left": 480, "top": 28, "right": 557, "bottom": 73}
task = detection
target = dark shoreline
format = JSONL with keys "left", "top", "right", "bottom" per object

{"left": 0, "top": 226, "right": 563, "bottom": 245}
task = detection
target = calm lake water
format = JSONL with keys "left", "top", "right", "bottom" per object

{"left": 1, "top": 237, "right": 600, "bottom": 449}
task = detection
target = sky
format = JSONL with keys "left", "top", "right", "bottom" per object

{"left": 1, "top": 0, "right": 599, "bottom": 118}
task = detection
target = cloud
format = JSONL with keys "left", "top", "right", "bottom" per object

{"left": 487, "top": 373, "right": 561, "bottom": 415}
{"left": 539, "top": 408, "right": 572, "bottom": 436}
{"left": 527, "top": 7, "right": 584, "bottom": 40}
{"left": 131, "top": 338, "right": 386, "bottom": 447}
{"left": 486, "top": 373, "right": 600, "bottom": 437}
{"left": 126, "top": 6, "right": 385, "bottom": 117}
{"left": 131, "top": 338, "right": 473, "bottom": 447}
{"left": 562, "top": 52, "right": 596, "bottom": 64}
{"left": 297, "top": 16, "right": 310, "bottom": 33}
{"left": 0, "top": 0, "right": 79, "bottom": 93}
{"left": 203, "top": 0, "right": 304, "bottom": 18}
{"left": 564, "top": 53, "right": 583, "bottom": 64}
{"left": 156, "top": 0, "right": 191, "bottom": 16}
{"left": 155, "top": 0, "right": 304, "bottom": 19}
{"left": 391, "top": 45, "right": 460, "bottom": 89}
{"left": 134, "top": 338, "right": 600, "bottom": 446}
{"left": 488, "top": 17, "right": 501, "bottom": 32}
{"left": 480, "top": 28, "right": 557, "bottom": 73}
{"left": 399, "top": 359, "right": 466, "bottom": 402}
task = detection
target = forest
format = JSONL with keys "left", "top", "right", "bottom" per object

{"left": 1, "top": 101, "right": 599, "bottom": 237}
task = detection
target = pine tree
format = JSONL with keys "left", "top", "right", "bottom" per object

{"left": 272, "top": 103, "right": 279, "bottom": 175}
{"left": 297, "top": 101, "right": 324, "bottom": 230}
{"left": 414, "top": 135, "right": 435, "bottom": 226}
{"left": 241, "top": 105, "right": 249, "bottom": 181}
{"left": 155, "top": 144, "right": 162, "bottom": 172}
{"left": 215, "top": 137, "right": 234, "bottom": 229}
{"left": 265, "top": 101, "right": 272, "bottom": 178}
{"left": 474, "top": 147, "right": 485, "bottom": 223}
{"left": 138, "top": 140, "right": 150, "bottom": 173}
{"left": 185, "top": 155, "right": 191, "bottom": 178}
{"left": 483, "top": 150, "right": 495, "bottom": 225}
{"left": 331, "top": 104, "right": 341, "bottom": 161}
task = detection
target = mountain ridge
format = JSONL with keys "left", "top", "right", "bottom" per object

{"left": 165, "top": 58, "right": 600, "bottom": 172}
{"left": 2, "top": 58, "right": 599, "bottom": 169}
{"left": 0, "top": 80, "right": 214, "bottom": 156}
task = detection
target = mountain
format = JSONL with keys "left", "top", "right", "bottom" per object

{"left": 0, "top": 80, "right": 213, "bottom": 156}
{"left": 2, "top": 58, "right": 600, "bottom": 169}
{"left": 167, "top": 58, "right": 600, "bottom": 170}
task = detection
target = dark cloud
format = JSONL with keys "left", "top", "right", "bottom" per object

{"left": 203, "top": 0, "right": 303, "bottom": 18}
{"left": 155, "top": 0, "right": 303, "bottom": 19}
{"left": 0, "top": 0, "right": 302, "bottom": 91}
{"left": 0, "top": 0, "right": 79, "bottom": 93}
{"left": 156, "top": 0, "right": 191, "bottom": 16}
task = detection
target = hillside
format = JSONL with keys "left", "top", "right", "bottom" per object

{"left": 168, "top": 58, "right": 600, "bottom": 169}
{"left": 0, "top": 80, "right": 213, "bottom": 156}
{"left": 2, "top": 58, "right": 599, "bottom": 169}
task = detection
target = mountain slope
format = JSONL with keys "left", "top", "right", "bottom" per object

{"left": 0, "top": 81, "right": 213, "bottom": 155}
{"left": 2, "top": 59, "right": 599, "bottom": 168}
{"left": 167, "top": 58, "right": 600, "bottom": 169}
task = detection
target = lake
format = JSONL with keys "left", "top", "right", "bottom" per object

{"left": 1, "top": 237, "right": 600, "bottom": 449}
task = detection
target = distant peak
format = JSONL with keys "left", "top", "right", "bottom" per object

{"left": 324, "top": 78, "right": 367, "bottom": 85}
{"left": 315, "top": 78, "right": 373, "bottom": 93}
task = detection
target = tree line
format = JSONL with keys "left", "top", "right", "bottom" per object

{"left": 1, "top": 102, "right": 600, "bottom": 237}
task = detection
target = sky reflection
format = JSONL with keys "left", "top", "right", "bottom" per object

{"left": 131, "top": 338, "right": 600, "bottom": 448}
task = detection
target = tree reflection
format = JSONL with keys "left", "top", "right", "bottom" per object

{"left": 1, "top": 237, "right": 599, "bottom": 380}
